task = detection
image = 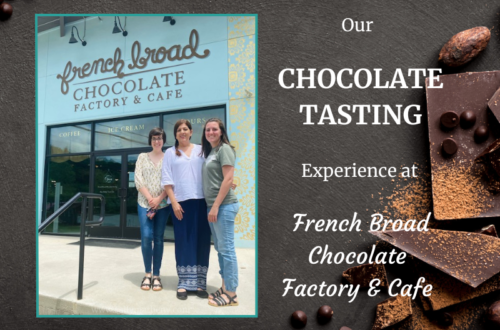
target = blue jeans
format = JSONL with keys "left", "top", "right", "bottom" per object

{"left": 208, "top": 202, "right": 239, "bottom": 292}
{"left": 138, "top": 204, "right": 168, "bottom": 276}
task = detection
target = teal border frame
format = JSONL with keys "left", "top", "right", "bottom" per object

{"left": 35, "top": 13, "right": 258, "bottom": 319}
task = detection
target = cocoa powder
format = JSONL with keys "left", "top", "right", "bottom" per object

{"left": 432, "top": 162, "right": 493, "bottom": 220}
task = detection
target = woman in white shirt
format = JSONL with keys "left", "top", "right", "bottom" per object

{"left": 161, "top": 119, "right": 211, "bottom": 300}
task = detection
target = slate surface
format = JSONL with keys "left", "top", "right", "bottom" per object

{"left": 4, "top": 0, "right": 500, "bottom": 329}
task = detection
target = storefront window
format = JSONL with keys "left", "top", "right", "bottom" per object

{"left": 163, "top": 108, "right": 225, "bottom": 145}
{"left": 49, "top": 124, "right": 91, "bottom": 155}
{"left": 43, "top": 106, "right": 224, "bottom": 239}
{"left": 43, "top": 155, "right": 90, "bottom": 234}
{"left": 95, "top": 116, "right": 159, "bottom": 150}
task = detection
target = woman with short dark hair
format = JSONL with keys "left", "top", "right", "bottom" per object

{"left": 135, "top": 127, "right": 168, "bottom": 291}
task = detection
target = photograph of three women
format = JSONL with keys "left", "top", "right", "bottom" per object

{"left": 37, "top": 14, "right": 256, "bottom": 316}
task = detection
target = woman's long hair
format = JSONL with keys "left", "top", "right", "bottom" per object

{"left": 173, "top": 119, "right": 192, "bottom": 156}
{"left": 200, "top": 118, "right": 235, "bottom": 158}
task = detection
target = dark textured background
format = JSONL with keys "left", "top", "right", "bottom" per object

{"left": 4, "top": 0, "right": 500, "bottom": 328}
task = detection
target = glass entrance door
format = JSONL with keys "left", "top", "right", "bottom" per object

{"left": 89, "top": 152, "right": 141, "bottom": 239}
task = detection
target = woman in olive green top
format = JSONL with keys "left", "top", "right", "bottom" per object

{"left": 201, "top": 118, "right": 240, "bottom": 307}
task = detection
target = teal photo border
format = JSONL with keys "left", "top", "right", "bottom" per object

{"left": 35, "top": 13, "right": 258, "bottom": 318}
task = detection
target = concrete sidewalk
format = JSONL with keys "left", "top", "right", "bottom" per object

{"left": 38, "top": 235, "right": 256, "bottom": 316}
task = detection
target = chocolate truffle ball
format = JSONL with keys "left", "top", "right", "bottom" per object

{"left": 460, "top": 110, "right": 476, "bottom": 129}
{"left": 317, "top": 305, "right": 333, "bottom": 324}
{"left": 291, "top": 310, "right": 307, "bottom": 328}
{"left": 442, "top": 138, "right": 458, "bottom": 156}
{"left": 487, "top": 301, "right": 500, "bottom": 326}
{"left": 474, "top": 125, "right": 489, "bottom": 143}
{"left": 440, "top": 111, "right": 459, "bottom": 129}
{"left": 0, "top": 3, "right": 12, "bottom": 21}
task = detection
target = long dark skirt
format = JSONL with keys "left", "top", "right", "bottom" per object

{"left": 171, "top": 198, "right": 211, "bottom": 291}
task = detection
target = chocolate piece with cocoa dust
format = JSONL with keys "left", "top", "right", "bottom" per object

{"left": 370, "top": 229, "right": 500, "bottom": 288}
{"left": 342, "top": 263, "right": 388, "bottom": 288}
{"left": 475, "top": 138, "right": 500, "bottom": 193}
{"left": 426, "top": 71, "right": 500, "bottom": 220}
{"left": 372, "top": 295, "right": 412, "bottom": 330}
{"left": 415, "top": 259, "right": 500, "bottom": 310}
{"left": 477, "top": 224, "right": 498, "bottom": 237}
{"left": 488, "top": 87, "right": 500, "bottom": 124}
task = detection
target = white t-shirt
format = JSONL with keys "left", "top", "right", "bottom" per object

{"left": 161, "top": 144, "right": 205, "bottom": 203}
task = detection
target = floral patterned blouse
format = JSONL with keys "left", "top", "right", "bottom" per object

{"left": 135, "top": 152, "right": 168, "bottom": 209}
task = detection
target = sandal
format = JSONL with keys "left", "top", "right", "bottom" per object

{"left": 208, "top": 287, "right": 224, "bottom": 300}
{"left": 141, "top": 276, "right": 152, "bottom": 291}
{"left": 177, "top": 290, "right": 188, "bottom": 300}
{"left": 196, "top": 290, "right": 209, "bottom": 299}
{"left": 152, "top": 277, "right": 163, "bottom": 291}
{"left": 209, "top": 293, "right": 239, "bottom": 307}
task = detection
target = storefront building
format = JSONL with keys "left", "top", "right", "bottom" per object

{"left": 37, "top": 15, "right": 256, "bottom": 248}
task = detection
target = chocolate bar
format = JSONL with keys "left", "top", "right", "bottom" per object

{"left": 416, "top": 259, "right": 500, "bottom": 310}
{"left": 342, "top": 263, "right": 388, "bottom": 288}
{"left": 425, "top": 71, "right": 500, "bottom": 220}
{"left": 394, "top": 298, "right": 490, "bottom": 330}
{"left": 370, "top": 229, "right": 500, "bottom": 288}
{"left": 488, "top": 86, "right": 500, "bottom": 124}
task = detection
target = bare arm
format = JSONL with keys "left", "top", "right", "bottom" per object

{"left": 208, "top": 165, "right": 234, "bottom": 223}
{"left": 164, "top": 185, "right": 184, "bottom": 220}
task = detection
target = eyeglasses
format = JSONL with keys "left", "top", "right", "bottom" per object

{"left": 152, "top": 137, "right": 163, "bottom": 141}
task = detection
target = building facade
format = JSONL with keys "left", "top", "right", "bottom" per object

{"left": 37, "top": 15, "right": 256, "bottom": 248}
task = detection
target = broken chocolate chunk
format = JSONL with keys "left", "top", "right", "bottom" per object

{"left": 477, "top": 224, "right": 498, "bottom": 237}
{"left": 488, "top": 87, "right": 500, "bottom": 124}
{"left": 487, "top": 301, "right": 500, "bottom": 326}
{"left": 370, "top": 229, "right": 500, "bottom": 288}
{"left": 342, "top": 263, "right": 388, "bottom": 288}
{"left": 372, "top": 295, "right": 412, "bottom": 330}
{"left": 426, "top": 71, "right": 500, "bottom": 220}
{"left": 475, "top": 138, "right": 500, "bottom": 193}
{"left": 415, "top": 258, "right": 500, "bottom": 310}
{"left": 475, "top": 139, "right": 500, "bottom": 188}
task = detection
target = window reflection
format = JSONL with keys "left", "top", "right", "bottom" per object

{"left": 44, "top": 156, "right": 90, "bottom": 234}
{"left": 95, "top": 116, "right": 159, "bottom": 150}
{"left": 163, "top": 108, "right": 225, "bottom": 145}
{"left": 50, "top": 124, "right": 91, "bottom": 154}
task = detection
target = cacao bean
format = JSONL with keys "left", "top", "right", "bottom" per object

{"left": 438, "top": 27, "right": 490, "bottom": 67}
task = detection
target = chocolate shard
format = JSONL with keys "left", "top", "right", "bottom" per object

{"left": 415, "top": 259, "right": 500, "bottom": 311}
{"left": 488, "top": 87, "right": 500, "bottom": 124}
{"left": 426, "top": 71, "right": 500, "bottom": 220}
{"left": 370, "top": 229, "right": 500, "bottom": 288}
{"left": 396, "top": 299, "right": 490, "bottom": 330}
{"left": 477, "top": 224, "right": 498, "bottom": 238}
{"left": 371, "top": 295, "right": 412, "bottom": 330}
{"left": 342, "top": 263, "right": 388, "bottom": 288}
{"left": 475, "top": 138, "right": 500, "bottom": 193}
